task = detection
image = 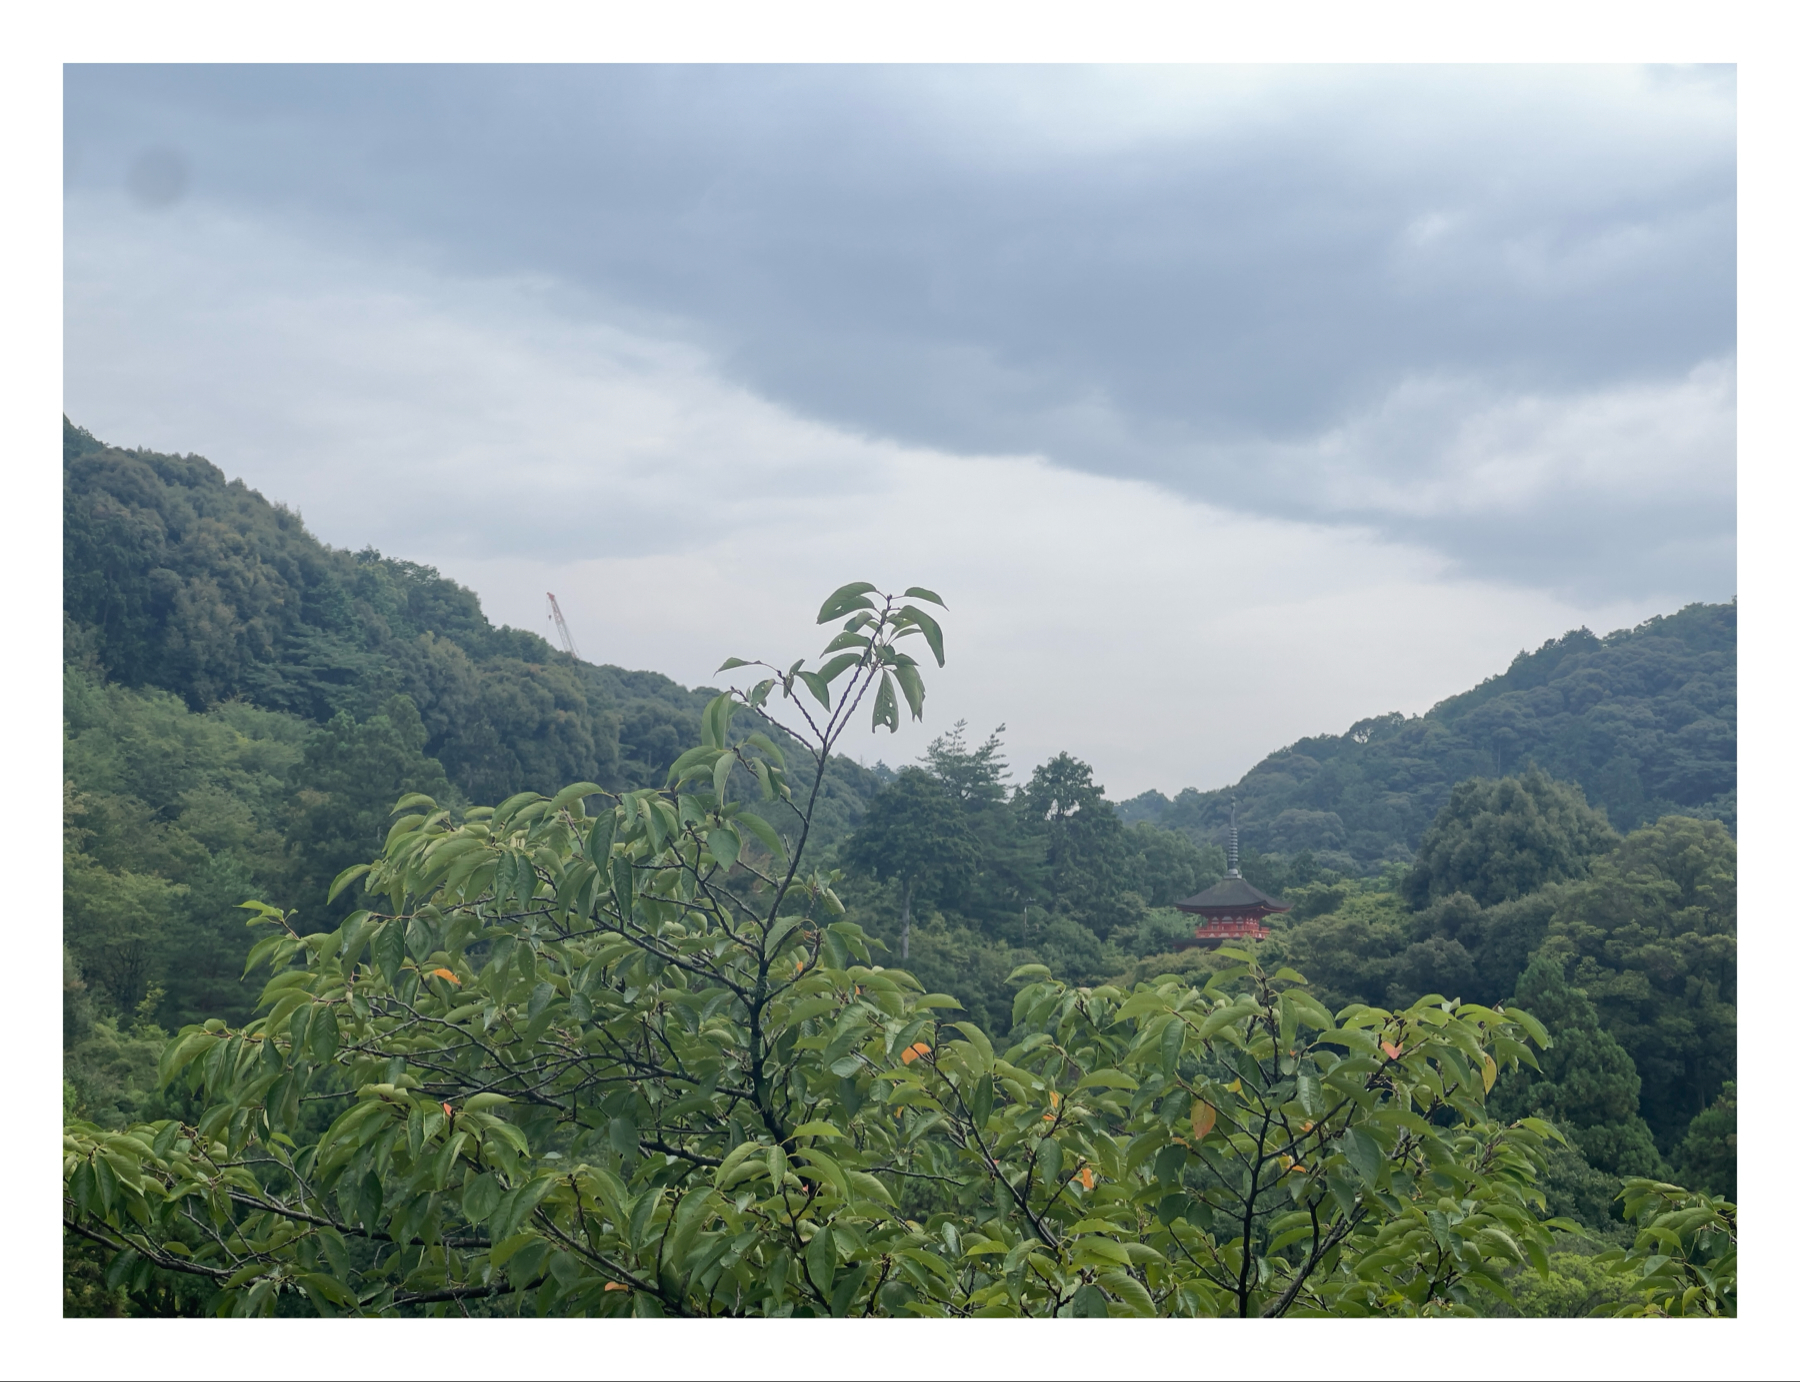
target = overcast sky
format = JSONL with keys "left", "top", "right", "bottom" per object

{"left": 62, "top": 64, "right": 1735, "bottom": 798}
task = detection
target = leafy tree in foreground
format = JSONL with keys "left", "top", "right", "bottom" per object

{"left": 66, "top": 583, "right": 1575, "bottom": 1317}
{"left": 1596, "top": 1179, "right": 1736, "bottom": 1317}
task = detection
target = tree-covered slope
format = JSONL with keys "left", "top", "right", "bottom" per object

{"left": 1121, "top": 602, "right": 1735, "bottom": 870}
{"left": 67, "top": 418, "right": 641, "bottom": 799}
{"left": 64, "top": 417, "right": 881, "bottom": 821}
{"left": 63, "top": 420, "right": 883, "bottom": 1029}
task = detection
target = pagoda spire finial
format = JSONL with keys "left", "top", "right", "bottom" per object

{"left": 1227, "top": 797, "right": 1240, "bottom": 878}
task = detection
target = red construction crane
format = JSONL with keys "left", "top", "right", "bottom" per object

{"left": 546, "top": 592, "right": 580, "bottom": 659}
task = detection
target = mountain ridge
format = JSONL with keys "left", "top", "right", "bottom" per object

{"left": 1119, "top": 600, "right": 1735, "bottom": 870}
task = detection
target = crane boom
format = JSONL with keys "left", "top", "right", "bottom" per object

{"left": 546, "top": 592, "right": 580, "bottom": 659}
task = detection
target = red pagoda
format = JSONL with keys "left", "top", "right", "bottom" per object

{"left": 1172, "top": 802, "right": 1289, "bottom": 947}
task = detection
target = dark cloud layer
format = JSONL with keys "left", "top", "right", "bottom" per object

{"left": 63, "top": 64, "right": 1736, "bottom": 601}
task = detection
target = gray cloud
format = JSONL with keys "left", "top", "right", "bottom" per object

{"left": 63, "top": 64, "right": 1735, "bottom": 603}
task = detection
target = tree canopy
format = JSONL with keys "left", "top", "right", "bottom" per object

{"left": 1123, "top": 601, "right": 1735, "bottom": 869}
{"left": 64, "top": 583, "right": 1598, "bottom": 1319}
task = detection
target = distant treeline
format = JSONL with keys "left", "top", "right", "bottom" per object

{"left": 1122, "top": 600, "right": 1735, "bottom": 871}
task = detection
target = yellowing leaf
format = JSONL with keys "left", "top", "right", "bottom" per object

{"left": 1192, "top": 1102, "right": 1217, "bottom": 1140}
{"left": 901, "top": 1041, "right": 932, "bottom": 1065}
{"left": 1481, "top": 1052, "right": 1498, "bottom": 1093}
{"left": 430, "top": 967, "right": 461, "bottom": 985}
{"left": 1381, "top": 1041, "right": 1403, "bottom": 1060}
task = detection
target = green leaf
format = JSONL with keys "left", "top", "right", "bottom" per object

{"left": 816, "top": 652, "right": 862, "bottom": 685}
{"left": 702, "top": 693, "right": 736, "bottom": 750}
{"left": 716, "top": 656, "right": 753, "bottom": 672}
{"left": 846, "top": 1170, "right": 896, "bottom": 1206}
{"left": 871, "top": 672, "right": 899, "bottom": 733}
{"left": 900, "top": 606, "right": 946, "bottom": 667}
{"left": 734, "top": 810, "right": 788, "bottom": 862}
{"left": 817, "top": 581, "right": 878, "bottom": 624}
{"left": 950, "top": 1022, "right": 994, "bottom": 1073}
{"left": 371, "top": 920, "right": 405, "bottom": 987}
{"left": 611, "top": 856, "right": 635, "bottom": 921}
{"left": 667, "top": 744, "right": 718, "bottom": 783}
{"left": 391, "top": 792, "right": 438, "bottom": 814}
{"left": 829, "top": 1262, "right": 869, "bottom": 1318}
{"left": 493, "top": 791, "right": 543, "bottom": 829}
{"left": 489, "top": 1230, "right": 539, "bottom": 1269}
{"left": 328, "top": 863, "right": 371, "bottom": 904}
{"left": 797, "top": 670, "right": 831, "bottom": 710}
{"left": 1510, "top": 1007, "right": 1552, "bottom": 1048}
{"left": 1343, "top": 1127, "right": 1383, "bottom": 1188}
{"left": 795, "top": 1146, "right": 852, "bottom": 1201}
{"left": 608, "top": 1115, "right": 639, "bottom": 1161}
{"left": 1076, "top": 1069, "right": 1139, "bottom": 1091}
{"left": 805, "top": 1224, "right": 837, "bottom": 1297}
{"left": 743, "top": 732, "right": 786, "bottom": 769}
{"left": 550, "top": 782, "right": 606, "bottom": 817}
{"left": 902, "top": 586, "right": 946, "bottom": 608}
{"left": 712, "top": 752, "right": 734, "bottom": 804}
{"left": 157, "top": 1030, "right": 215, "bottom": 1088}
{"left": 707, "top": 826, "right": 741, "bottom": 872}
{"left": 464, "top": 1172, "right": 503, "bottom": 1224}
{"left": 585, "top": 812, "right": 615, "bottom": 869}
{"left": 307, "top": 1007, "right": 340, "bottom": 1062}
{"left": 893, "top": 662, "right": 926, "bottom": 720}
{"left": 298, "top": 1272, "right": 357, "bottom": 1309}
{"left": 1099, "top": 1270, "right": 1157, "bottom": 1317}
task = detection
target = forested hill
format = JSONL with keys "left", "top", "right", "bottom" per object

{"left": 63, "top": 418, "right": 882, "bottom": 1031}
{"left": 1121, "top": 600, "right": 1736, "bottom": 871}
{"left": 62, "top": 417, "right": 878, "bottom": 818}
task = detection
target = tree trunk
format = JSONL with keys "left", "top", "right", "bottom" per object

{"left": 901, "top": 879, "right": 913, "bottom": 962}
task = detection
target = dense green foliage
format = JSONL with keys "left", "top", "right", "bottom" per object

{"left": 1597, "top": 1179, "right": 1736, "bottom": 1317}
{"left": 62, "top": 421, "right": 880, "bottom": 1035}
{"left": 1541, "top": 816, "right": 1737, "bottom": 1150}
{"left": 1488, "top": 952, "right": 1664, "bottom": 1179}
{"left": 1253, "top": 809, "right": 1736, "bottom": 1228}
{"left": 1123, "top": 600, "right": 1735, "bottom": 870}
{"left": 63, "top": 424, "right": 1737, "bottom": 1318}
{"left": 65, "top": 586, "right": 1584, "bottom": 1318}
{"left": 66, "top": 420, "right": 619, "bottom": 799}
{"left": 834, "top": 728, "right": 1227, "bottom": 1036}
{"left": 1401, "top": 769, "right": 1619, "bottom": 910}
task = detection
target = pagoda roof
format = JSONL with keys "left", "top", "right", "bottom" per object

{"left": 1173, "top": 874, "right": 1291, "bottom": 915}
